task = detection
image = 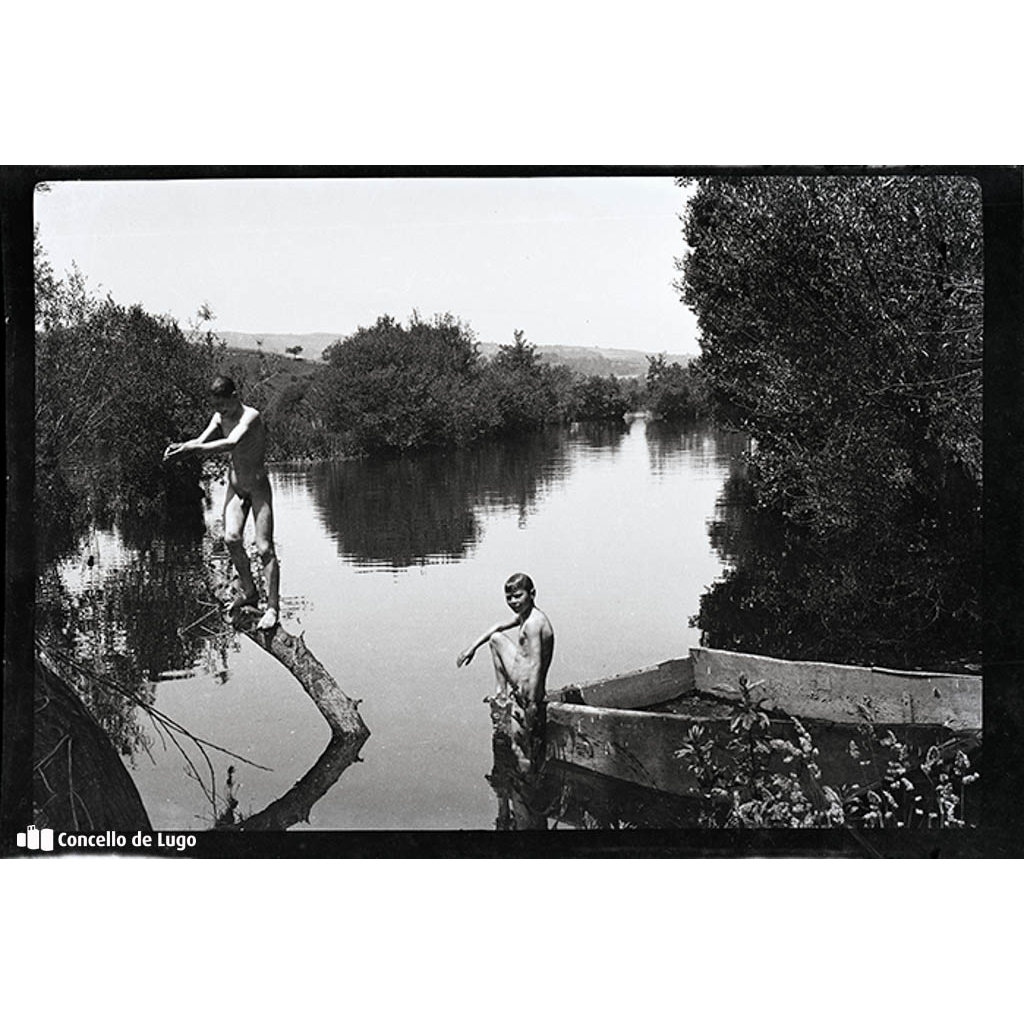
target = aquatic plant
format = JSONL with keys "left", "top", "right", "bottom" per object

{"left": 674, "top": 675, "right": 978, "bottom": 829}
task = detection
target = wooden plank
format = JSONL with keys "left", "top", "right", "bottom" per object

{"left": 546, "top": 704, "right": 702, "bottom": 795}
{"left": 544, "top": 699, "right": 972, "bottom": 807}
{"left": 690, "top": 648, "right": 981, "bottom": 729}
{"left": 548, "top": 657, "right": 695, "bottom": 710}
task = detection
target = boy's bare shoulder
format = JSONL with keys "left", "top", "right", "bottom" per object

{"left": 527, "top": 606, "right": 554, "bottom": 635}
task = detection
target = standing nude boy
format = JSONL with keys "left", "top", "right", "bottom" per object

{"left": 163, "top": 376, "right": 279, "bottom": 630}
{"left": 457, "top": 573, "right": 554, "bottom": 765}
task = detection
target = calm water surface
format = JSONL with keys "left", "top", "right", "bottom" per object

{"left": 54, "top": 419, "right": 748, "bottom": 830}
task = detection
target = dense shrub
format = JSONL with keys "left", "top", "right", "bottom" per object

{"left": 568, "top": 373, "right": 633, "bottom": 421}
{"left": 35, "top": 253, "right": 220, "bottom": 559}
{"left": 675, "top": 676, "right": 978, "bottom": 829}
{"left": 319, "top": 316, "right": 633, "bottom": 456}
{"left": 679, "top": 176, "right": 982, "bottom": 536}
{"left": 679, "top": 176, "right": 983, "bottom": 667}
{"left": 643, "top": 353, "right": 708, "bottom": 420}
{"left": 321, "top": 312, "right": 489, "bottom": 454}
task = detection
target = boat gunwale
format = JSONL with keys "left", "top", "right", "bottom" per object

{"left": 545, "top": 647, "right": 982, "bottom": 730}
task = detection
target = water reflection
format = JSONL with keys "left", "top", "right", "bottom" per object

{"left": 487, "top": 736, "right": 706, "bottom": 830}
{"left": 487, "top": 720, "right": 550, "bottom": 830}
{"left": 308, "top": 430, "right": 570, "bottom": 568}
{"left": 697, "top": 459, "right": 982, "bottom": 672}
{"left": 222, "top": 733, "right": 368, "bottom": 831}
{"left": 35, "top": 652, "right": 154, "bottom": 833}
{"left": 644, "top": 419, "right": 749, "bottom": 476}
{"left": 34, "top": 419, "right": 771, "bottom": 830}
{"left": 567, "top": 419, "right": 630, "bottom": 453}
{"left": 485, "top": 699, "right": 704, "bottom": 830}
{"left": 36, "top": 524, "right": 369, "bottom": 831}
{"left": 36, "top": 528, "right": 236, "bottom": 760}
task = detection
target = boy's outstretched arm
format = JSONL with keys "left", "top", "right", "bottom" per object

{"left": 163, "top": 414, "right": 221, "bottom": 463}
{"left": 456, "top": 618, "right": 517, "bottom": 667}
{"left": 165, "top": 409, "right": 257, "bottom": 462}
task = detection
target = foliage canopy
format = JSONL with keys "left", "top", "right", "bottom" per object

{"left": 679, "top": 175, "right": 982, "bottom": 535}
{"left": 679, "top": 176, "right": 983, "bottom": 668}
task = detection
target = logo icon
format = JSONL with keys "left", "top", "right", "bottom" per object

{"left": 16, "top": 825, "right": 54, "bottom": 852}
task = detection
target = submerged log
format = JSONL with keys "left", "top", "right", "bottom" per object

{"left": 34, "top": 649, "right": 153, "bottom": 833}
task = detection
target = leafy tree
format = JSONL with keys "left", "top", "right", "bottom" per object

{"left": 569, "top": 373, "right": 632, "bottom": 421}
{"left": 643, "top": 353, "right": 706, "bottom": 420}
{"left": 262, "top": 376, "right": 336, "bottom": 459}
{"left": 34, "top": 241, "right": 221, "bottom": 560}
{"left": 483, "top": 329, "right": 557, "bottom": 432}
{"left": 319, "top": 317, "right": 624, "bottom": 453}
{"left": 494, "top": 328, "right": 539, "bottom": 372}
{"left": 678, "top": 176, "right": 983, "bottom": 666}
{"left": 678, "top": 176, "right": 982, "bottom": 536}
{"left": 321, "top": 312, "right": 487, "bottom": 454}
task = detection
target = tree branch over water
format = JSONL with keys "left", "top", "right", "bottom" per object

{"left": 34, "top": 616, "right": 371, "bottom": 833}
{"left": 215, "top": 611, "right": 371, "bottom": 830}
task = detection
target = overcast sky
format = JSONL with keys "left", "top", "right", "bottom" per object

{"left": 34, "top": 175, "right": 701, "bottom": 356}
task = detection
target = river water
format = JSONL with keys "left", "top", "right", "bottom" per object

{"left": 46, "top": 418, "right": 750, "bottom": 830}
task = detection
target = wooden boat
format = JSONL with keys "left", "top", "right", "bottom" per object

{"left": 491, "top": 647, "right": 982, "bottom": 803}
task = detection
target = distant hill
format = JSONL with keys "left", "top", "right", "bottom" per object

{"left": 217, "top": 331, "right": 689, "bottom": 377}
{"left": 218, "top": 332, "right": 343, "bottom": 362}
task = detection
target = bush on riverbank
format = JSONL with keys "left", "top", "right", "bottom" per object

{"left": 679, "top": 176, "right": 982, "bottom": 536}
{"left": 316, "top": 313, "right": 640, "bottom": 456}
{"left": 33, "top": 234, "right": 654, "bottom": 543}
{"left": 34, "top": 238, "right": 221, "bottom": 560}
{"left": 679, "top": 176, "right": 983, "bottom": 667}
{"left": 643, "top": 353, "right": 710, "bottom": 420}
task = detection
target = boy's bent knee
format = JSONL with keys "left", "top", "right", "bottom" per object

{"left": 258, "top": 545, "right": 277, "bottom": 566}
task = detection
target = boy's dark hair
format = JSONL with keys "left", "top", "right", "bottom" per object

{"left": 210, "top": 375, "right": 237, "bottom": 398}
{"left": 504, "top": 572, "right": 535, "bottom": 594}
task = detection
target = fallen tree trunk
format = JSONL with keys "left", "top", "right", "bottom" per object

{"left": 219, "top": 611, "right": 370, "bottom": 830}
{"left": 233, "top": 610, "right": 371, "bottom": 742}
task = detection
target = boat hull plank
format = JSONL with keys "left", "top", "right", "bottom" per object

{"left": 548, "top": 657, "right": 695, "bottom": 710}
{"left": 691, "top": 648, "right": 981, "bottom": 730}
{"left": 547, "top": 704, "right": 701, "bottom": 795}
{"left": 545, "top": 700, "right": 973, "bottom": 803}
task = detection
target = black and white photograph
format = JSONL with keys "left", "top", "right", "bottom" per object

{"left": 4, "top": 7, "right": 1022, "bottom": 1020}
{"left": 6, "top": 166, "right": 1019, "bottom": 858}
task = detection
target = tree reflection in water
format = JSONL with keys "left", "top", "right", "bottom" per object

{"left": 36, "top": 514, "right": 237, "bottom": 764}
{"left": 36, "top": 496, "right": 369, "bottom": 830}
{"left": 568, "top": 419, "right": 629, "bottom": 452}
{"left": 309, "top": 429, "right": 569, "bottom": 567}
{"left": 35, "top": 479, "right": 271, "bottom": 827}
{"left": 696, "top": 461, "right": 982, "bottom": 672}
{"left": 645, "top": 418, "right": 749, "bottom": 476}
